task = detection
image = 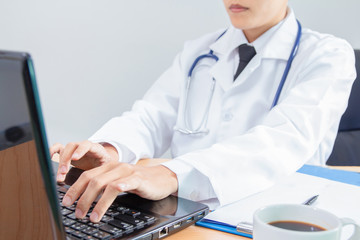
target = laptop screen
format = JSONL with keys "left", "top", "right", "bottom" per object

{"left": 0, "top": 51, "right": 66, "bottom": 239}
{"left": 0, "top": 54, "right": 32, "bottom": 150}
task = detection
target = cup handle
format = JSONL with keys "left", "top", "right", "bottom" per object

{"left": 340, "top": 218, "right": 360, "bottom": 240}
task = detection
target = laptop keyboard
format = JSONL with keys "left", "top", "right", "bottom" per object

{"left": 57, "top": 185, "right": 157, "bottom": 240}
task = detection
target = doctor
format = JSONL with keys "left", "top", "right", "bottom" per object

{"left": 51, "top": 0, "right": 356, "bottom": 223}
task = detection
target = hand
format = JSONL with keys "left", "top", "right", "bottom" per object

{"left": 50, "top": 140, "right": 118, "bottom": 182}
{"left": 61, "top": 161, "right": 178, "bottom": 222}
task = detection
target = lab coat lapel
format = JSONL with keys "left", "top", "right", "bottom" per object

{"left": 234, "top": 9, "right": 299, "bottom": 87}
{"left": 261, "top": 9, "right": 299, "bottom": 61}
{"left": 208, "top": 27, "right": 248, "bottom": 92}
{"left": 208, "top": 56, "right": 233, "bottom": 92}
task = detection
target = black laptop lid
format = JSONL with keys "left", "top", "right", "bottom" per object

{"left": 0, "top": 52, "right": 33, "bottom": 150}
{"left": 0, "top": 50, "right": 66, "bottom": 238}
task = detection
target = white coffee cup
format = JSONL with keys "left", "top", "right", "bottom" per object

{"left": 253, "top": 204, "right": 360, "bottom": 240}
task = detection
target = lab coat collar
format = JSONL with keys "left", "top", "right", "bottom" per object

{"left": 209, "top": 26, "right": 248, "bottom": 58}
{"left": 208, "top": 7, "right": 299, "bottom": 91}
{"left": 261, "top": 8, "right": 299, "bottom": 60}
{"left": 209, "top": 7, "right": 299, "bottom": 61}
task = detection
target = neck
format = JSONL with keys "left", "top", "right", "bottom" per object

{"left": 244, "top": 8, "right": 288, "bottom": 43}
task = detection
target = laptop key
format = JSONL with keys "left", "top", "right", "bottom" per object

{"left": 136, "top": 213, "right": 156, "bottom": 223}
{"left": 100, "top": 224, "right": 123, "bottom": 235}
{"left": 115, "top": 214, "right": 144, "bottom": 226}
{"left": 105, "top": 208, "right": 119, "bottom": 217}
{"left": 65, "top": 226, "right": 75, "bottom": 234}
{"left": 61, "top": 208, "right": 73, "bottom": 216}
{"left": 66, "top": 205, "right": 77, "bottom": 211}
{"left": 108, "top": 219, "right": 135, "bottom": 231}
{"left": 84, "top": 236, "right": 99, "bottom": 240}
{"left": 116, "top": 206, "right": 130, "bottom": 214}
{"left": 72, "top": 230, "right": 87, "bottom": 238}
{"left": 125, "top": 209, "right": 141, "bottom": 217}
{"left": 63, "top": 218, "right": 76, "bottom": 227}
{"left": 100, "top": 215, "right": 113, "bottom": 223}
{"left": 82, "top": 226, "right": 98, "bottom": 235}
{"left": 78, "top": 217, "right": 90, "bottom": 224}
{"left": 67, "top": 213, "right": 77, "bottom": 220}
{"left": 66, "top": 235, "right": 81, "bottom": 240}
{"left": 71, "top": 222, "right": 87, "bottom": 231}
{"left": 92, "top": 230, "right": 111, "bottom": 239}
{"left": 88, "top": 221, "right": 105, "bottom": 228}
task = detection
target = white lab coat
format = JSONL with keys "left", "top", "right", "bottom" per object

{"left": 89, "top": 9, "right": 356, "bottom": 208}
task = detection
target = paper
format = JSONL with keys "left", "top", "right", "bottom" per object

{"left": 205, "top": 172, "right": 360, "bottom": 229}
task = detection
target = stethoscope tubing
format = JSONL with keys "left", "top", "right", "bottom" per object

{"left": 188, "top": 54, "right": 219, "bottom": 78}
{"left": 187, "top": 30, "right": 227, "bottom": 78}
{"left": 270, "top": 20, "right": 302, "bottom": 108}
{"left": 177, "top": 20, "right": 302, "bottom": 135}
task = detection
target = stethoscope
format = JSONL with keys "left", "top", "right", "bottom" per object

{"left": 175, "top": 20, "right": 302, "bottom": 135}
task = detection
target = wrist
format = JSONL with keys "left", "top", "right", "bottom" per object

{"left": 159, "top": 165, "right": 179, "bottom": 194}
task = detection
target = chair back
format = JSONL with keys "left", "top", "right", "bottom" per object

{"left": 327, "top": 50, "right": 360, "bottom": 166}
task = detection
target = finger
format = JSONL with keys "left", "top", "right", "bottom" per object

{"left": 75, "top": 164, "right": 132, "bottom": 219}
{"left": 70, "top": 140, "right": 94, "bottom": 160}
{"left": 73, "top": 174, "right": 106, "bottom": 219}
{"left": 49, "top": 143, "right": 64, "bottom": 158}
{"left": 89, "top": 143, "right": 112, "bottom": 164}
{"left": 89, "top": 181, "right": 122, "bottom": 222}
{"left": 116, "top": 174, "right": 142, "bottom": 195}
{"left": 115, "top": 165, "right": 177, "bottom": 201}
{"left": 86, "top": 164, "right": 136, "bottom": 222}
{"left": 72, "top": 141, "right": 110, "bottom": 167}
{"left": 62, "top": 162, "right": 126, "bottom": 209}
{"left": 57, "top": 142, "right": 79, "bottom": 182}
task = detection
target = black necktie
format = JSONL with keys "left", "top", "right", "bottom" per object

{"left": 234, "top": 44, "right": 256, "bottom": 81}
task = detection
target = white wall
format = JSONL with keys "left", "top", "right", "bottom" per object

{"left": 290, "top": 0, "right": 360, "bottom": 48}
{"left": 0, "top": 0, "right": 359, "bottom": 146}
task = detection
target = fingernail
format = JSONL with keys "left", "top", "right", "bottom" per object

{"left": 57, "top": 173, "right": 65, "bottom": 182}
{"left": 60, "top": 165, "right": 67, "bottom": 174}
{"left": 72, "top": 153, "right": 79, "bottom": 159}
{"left": 90, "top": 211, "right": 99, "bottom": 222}
{"left": 118, "top": 183, "right": 129, "bottom": 191}
{"left": 62, "top": 196, "right": 71, "bottom": 206}
{"left": 75, "top": 208, "right": 83, "bottom": 218}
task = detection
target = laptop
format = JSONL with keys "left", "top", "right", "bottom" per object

{"left": 0, "top": 50, "right": 209, "bottom": 240}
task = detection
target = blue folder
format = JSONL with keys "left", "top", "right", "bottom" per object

{"left": 195, "top": 164, "right": 360, "bottom": 238}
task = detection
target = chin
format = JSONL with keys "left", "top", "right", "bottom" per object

{"left": 230, "top": 20, "right": 252, "bottom": 30}
{"left": 227, "top": 13, "right": 252, "bottom": 28}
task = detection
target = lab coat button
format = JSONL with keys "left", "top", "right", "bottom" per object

{"left": 223, "top": 112, "right": 233, "bottom": 121}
